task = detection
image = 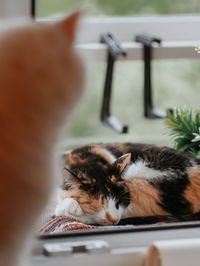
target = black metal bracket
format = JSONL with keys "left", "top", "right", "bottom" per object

{"left": 135, "top": 34, "right": 168, "bottom": 118}
{"left": 31, "top": 0, "right": 35, "bottom": 18}
{"left": 100, "top": 33, "right": 128, "bottom": 133}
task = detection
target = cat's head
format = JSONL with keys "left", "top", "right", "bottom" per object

{"left": 61, "top": 144, "right": 131, "bottom": 225}
{"left": 0, "top": 10, "right": 84, "bottom": 133}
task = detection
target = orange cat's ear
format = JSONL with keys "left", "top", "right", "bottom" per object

{"left": 113, "top": 153, "right": 131, "bottom": 175}
{"left": 60, "top": 10, "right": 82, "bottom": 44}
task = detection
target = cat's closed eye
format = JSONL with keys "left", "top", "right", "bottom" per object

{"left": 115, "top": 200, "right": 120, "bottom": 209}
{"left": 96, "top": 160, "right": 107, "bottom": 167}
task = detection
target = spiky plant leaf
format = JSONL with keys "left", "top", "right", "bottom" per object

{"left": 164, "top": 108, "right": 200, "bottom": 158}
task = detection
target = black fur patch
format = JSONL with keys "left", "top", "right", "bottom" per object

{"left": 149, "top": 173, "right": 192, "bottom": 216}
{"left": 128, "top": 145, "right": 193, "bottom": 172}
{"left": 119, "top": 212, "right": 200, "bottom": 225}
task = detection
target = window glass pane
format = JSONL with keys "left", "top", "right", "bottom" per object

{"left": 34, "top": 0, "right": 200, "bottom": 150}
{"left": 36, "top": 0, "right": 200, "bottom": 17}
{"left": 61, "top": 59, "right": 200, "bottom": 150}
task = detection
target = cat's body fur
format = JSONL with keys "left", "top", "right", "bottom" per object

{"left": 56, "top": 143, "right": 200, "bottom": 225}
{"left": 0, "top": 12, "right": 84, "bottom": 266}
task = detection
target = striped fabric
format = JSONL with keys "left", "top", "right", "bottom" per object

{"left": 38, "top": 214, "right": 135, "bottom": 234}
{"left": 38, "top": 215, "right": 97, "bottom": 234}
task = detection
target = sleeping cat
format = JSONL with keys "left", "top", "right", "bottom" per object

{"left": 56, "top": 143, "right": 200, "bottom": 225}
{"left": 0, "top": 11, "right": 84, "bottom": 266}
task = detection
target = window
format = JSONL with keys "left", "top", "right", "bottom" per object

{"left": 6, "top": 0, "right": 200, "bottom": 237}
{"left": 34, "top": 0, "right": 200, "bottom": 149}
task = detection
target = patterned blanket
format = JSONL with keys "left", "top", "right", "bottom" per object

{"left": 38, "top": 214, "right": 135, "bottom": 235}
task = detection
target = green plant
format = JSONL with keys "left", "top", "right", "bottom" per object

{"left": 195, "top": 46, "right": 200, "bottom": 54}
{"left": 164, "top": 108, "right": 200, "bottom": 158}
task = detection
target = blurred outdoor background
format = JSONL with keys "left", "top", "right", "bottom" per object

{"left": 36, "top": 0, "right": 200, "bottom": 150}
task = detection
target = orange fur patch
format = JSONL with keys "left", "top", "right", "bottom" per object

{"left": 111, "top": 175, "right": 117, "bottom": 183}
{"left": 90, "top": 145, "right": 114, "bottom": 164}
{"left": 65, "top": 152, "right": 86, "bottom": 167}
{"left": 124, "top": 178, "right": 168, "bottom": 217}
{"left": 64, "top": 144, "right": 115, "bottom": 169}
{"left": 184, "top": 167, "right": 200, "bottom": 212}
{"left": 63, "top": 150, "right": 72, "bottom": 157}
{"left": 61, "top": 187, "right": 102, "bottom": 214}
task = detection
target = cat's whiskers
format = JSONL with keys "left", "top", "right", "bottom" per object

{"left": 64, "top": 167, "right": 78, "bottom": 179}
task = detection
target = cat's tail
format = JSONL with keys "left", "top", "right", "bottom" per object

{"left": 118, "top": 212, "right": 200, "bottom": 226}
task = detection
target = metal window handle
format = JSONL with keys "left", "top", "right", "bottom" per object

{"left": 43, "top": 240, "right": 110, "bottom": 256}
{"left": 100, "top": 33, "right": 128, "bottom": 133}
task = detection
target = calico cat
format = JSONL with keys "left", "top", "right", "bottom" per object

{"left": 0, "top": 11, "right": 84, "bottom": 266}
{"left": 56, "top": 143, "right": 200, "bottom": 225}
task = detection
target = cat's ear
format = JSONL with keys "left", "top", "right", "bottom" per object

{"left": 60, "top": 10, "right": 82, "bottom": 45}
{"left": 113, "top": 153, "right": 131, "bottom": 176}
{"left": 62, "top": 168, "right": 92, "bottom": 186}
{"left": 62, "top": 167, "right": 81, "bottom": 189}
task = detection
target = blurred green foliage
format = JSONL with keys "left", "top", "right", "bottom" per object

{"left": 36, "top": 0, "right": 200, "bottom": 17}
{"left": 165, "top": 108, "right": 200, "bottom": 158}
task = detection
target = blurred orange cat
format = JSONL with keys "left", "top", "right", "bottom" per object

{"left": 0, "top": 11, "right": 84, "bottom": 266}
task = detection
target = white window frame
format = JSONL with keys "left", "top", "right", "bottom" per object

{"left": 39, "top": 15, "right": 200, "bottom": 61}
{"left": 77, "top": 15, "right": 200, "bottom": 61}
{"left": 0, "top": 0, "right": 31, "bottom": 18}
{"left": 1, "top": 0, "right": 199, "bottom": 61}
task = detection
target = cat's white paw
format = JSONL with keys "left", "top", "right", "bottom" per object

{"left": 55, "top": 203, "right": 65, "bottom": 216}
{"left": 55, "top": 198, "right": 83, "bottom": 217}
{"left": 66, "top": 198, "right": 83, "bottom": 216}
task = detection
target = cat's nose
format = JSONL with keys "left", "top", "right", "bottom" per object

{"left": 110, "top": 219, "right": 118, "bottom": 225}
{"left": 113, "top": 219, "right": 119, "bottom": 225}
{"left": 106, "top": 212, "right": 119, "bottom": 225}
